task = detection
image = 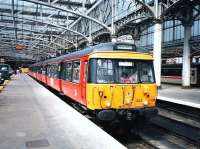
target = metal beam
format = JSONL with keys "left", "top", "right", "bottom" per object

{"left": 0, "top": 25, "right": 44, "bottom": 34}
{"left": 41, "top": 0, "right": 93, "bottom": 8}
{"left": 69, "top": 0, "right": 105, "bottom": 28}
{"left": 0, "top": 33, "right": 67, "bottom": 49}
{"left": 21, "top": 0, "right": 111, "bottom": 32}
{"left": 49, "top": 0, "right": 105, "bottom": 48}
{"left": 160, "top": 0, "right": 184, "bottom": 19}
{"left": 134, "top": 0, "right": 155, "bottom": 17}
{"left": 0, "top": 7, "right": 78, "bottom": 20}
{"left": 0, "top": 38, "right": 57, "bottom": 53}
{"left": 1, "top": 13, "right": 89, "bottom": 41}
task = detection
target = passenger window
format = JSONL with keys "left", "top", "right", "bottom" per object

{"left": 53, "top": 65, "right": 58, "bottom": 78}
{"left": 47, "top": 65, "right": 51, "bottom": 77}
{"left": 65, "top": 62, "right": 72, "bottom": 81}
{"left": 51, "top": 65, "right": 54, "bottom": 77}
{"left": 84, "top": 62, "right": 88, "bottom": 82}
{"left": 42, "top": 66, "right": 45, "bottom": 75}
{"left": 60, "top": 63, "right": 65, "bottom": 80}
{"left": 50, "top": 65, "right": 53, "bottom": 77}
{"left": 72, "top": 61, "right": 80, "bottom": 83}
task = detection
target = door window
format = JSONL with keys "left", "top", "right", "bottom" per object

{"left": 72, "top": 61, "right": 80, "bottom": 83}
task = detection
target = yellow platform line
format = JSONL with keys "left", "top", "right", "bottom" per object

{"left": 3, "top": 80, "right": 9, "bottom": 86}
{"left": 0, "top": 85, "right": 4, "bottom": 92}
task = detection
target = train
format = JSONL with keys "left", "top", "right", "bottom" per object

{"left": 0, "top": 64, "right": 13, "bottom": 84}
{"left": 161, "top": 63, "right": 200, "bottom": 86}
{"left": 29, "top": 42, "right": 158, "bottom": 123}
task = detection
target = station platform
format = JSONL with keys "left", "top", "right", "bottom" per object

{"left": 158, "top": 84, "right": 200, "bottom": 109}
{"left": 0, "top": 74, "right": 126, "bottom": 149}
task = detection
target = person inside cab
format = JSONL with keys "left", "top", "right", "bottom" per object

{"left": 120, "top": 70, "right": 138, "bottom": 84}
{"left": 120, "top": 72, "right": 131, "bottom": 83}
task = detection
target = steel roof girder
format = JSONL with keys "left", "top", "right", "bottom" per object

{"left": 133, "top": 0, "right": 155, "bottom": 18}
{"left": 0, "top": 37, "right": 57, "bottom": 52}
{"left": 48, "top": 0, "right": 105, "bottom": 48}
{"left": 0, "top": 34, "right": 65, "bottom": 49}
{"left": 0, "top": 27, "right": 73, "bottom": 49}
{"left": 1, "top": 14, "right": 87, "bottom": 40}
{"left": 1, "top": 13, "right": 88, "bottom": 40}
{"left": 160, "top": 0, "right": 184, "bottom": 18}
{"left": 20, "top": 0, "right": 111, "bottom": 33}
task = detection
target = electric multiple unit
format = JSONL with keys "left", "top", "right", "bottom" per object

{"left": 29, "top": 42, "right": 158, "bottom": 122}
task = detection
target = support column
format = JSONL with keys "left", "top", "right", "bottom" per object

{"left": 87, "top": 37, "right": 93, "bottom": 46}
{"left": 111, "top": 0, "right": 116, "bottom": 42}
{"left": 182, "top": 25, "right": 191, "bottom": 87}
{"left": 153, "top": 22, "right": 162, "bottom": 87}
{"left": 88, "top": 21, "right": 93, "bottom": 46}
{"left": 111, "top": 35, "right": 117, "bottom": 42}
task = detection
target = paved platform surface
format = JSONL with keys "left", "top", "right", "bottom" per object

{"left": 158, "top": 84, "right": 200, "bottom": 109}
{"left": 0, "top": 74, "right": 126, "bottom": 149}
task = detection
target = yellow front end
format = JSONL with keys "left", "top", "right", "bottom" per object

{"left": 85, "top": 51, "right": 158, "bottom": 121}
{"left": 86, "top": 51, "right": 157, "bottom": 110}
{"left": 86, "top": 83, "right": 157, "bottom": 110}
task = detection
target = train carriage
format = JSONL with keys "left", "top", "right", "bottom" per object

{"left": 0, "top": 64, "right": 13, "bottom": 80}
{"left": 29, "top": 42, "right": 158, "bottom": 122}
{"left": 161, "top": 63, "right": 200, "bottom": 86}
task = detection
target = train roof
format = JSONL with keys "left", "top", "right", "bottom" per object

{"left": 34, "top": 42, "right": 149, "bottom": 66}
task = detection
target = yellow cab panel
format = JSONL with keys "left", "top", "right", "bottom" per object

{"left": 86, "top": 51, "right": 157, "bottom": 110}
{"left": 86, "top": 84, "right": 157, "bottom": 110}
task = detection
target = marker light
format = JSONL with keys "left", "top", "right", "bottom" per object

{"left": 125, "top": 98, "right": 131, "bottom": 104}
{"left": 105, "top": 101, "right": 111, "bottom": 107}
{"left": 144, "top": 100, "right": 148, "bottom": 106}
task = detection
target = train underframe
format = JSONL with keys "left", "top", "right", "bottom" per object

{"left": 95, "top": 108, "right": 158, "bottom": 122}
{"left": 36, "top": 78, "right": 158, "bottom": 125}
{"left": 72, "top": 100, "right": 158, "bottom": 124}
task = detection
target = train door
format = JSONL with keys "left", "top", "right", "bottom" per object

{"left": 191, "top": 68, "right": 197, "bottom": 85}
{"left": 59, "top": 62, "right": 64, "bottom": 92}
{"left": 44, "top": 65, "right": 47, "bottom": 84}
{"left": 57, "top": 63, "right": 62, "bottom": 91}
{"left": 81, "top": 60, "right": 88, "bottom": 105}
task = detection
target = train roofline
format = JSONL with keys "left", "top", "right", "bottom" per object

{"left": 31, "top": 42, "right": 152, "bottom": 66}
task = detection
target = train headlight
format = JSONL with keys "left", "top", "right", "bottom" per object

{"left": 105, "top": 101, "right": 111, "bottom": 107}
{"left": 144, "top": 100, "right": 148, "bottom": 106}
{"left": 125, "top": 98, "right": 131, "bottom": 104}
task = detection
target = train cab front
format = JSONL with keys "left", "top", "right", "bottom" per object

{"left": 86, "top": 56, "right": 158, "bottom": 122}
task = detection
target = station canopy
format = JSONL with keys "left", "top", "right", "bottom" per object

{"left": 0, "top": 0, "right": 96, "bottom": 62}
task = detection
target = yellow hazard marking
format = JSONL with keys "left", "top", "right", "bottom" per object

{"left": 3, "top": 80, "right": 9, "bottom": 86}
{"left": 0, "top": 86, "right": 4, "bottom": 92}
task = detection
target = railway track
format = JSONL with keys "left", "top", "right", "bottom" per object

{"left": 148, "top": 100, "right": 200, "bottom": 148}
{"left": 109, "top": 100, "right": 200, "bottom": 149}
{"left": 103, "top": 122, "right": 198, "bottom": 149}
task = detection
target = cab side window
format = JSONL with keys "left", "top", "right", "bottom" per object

{"left": 72, "top": 61, "right": 80, "bottom": 83}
